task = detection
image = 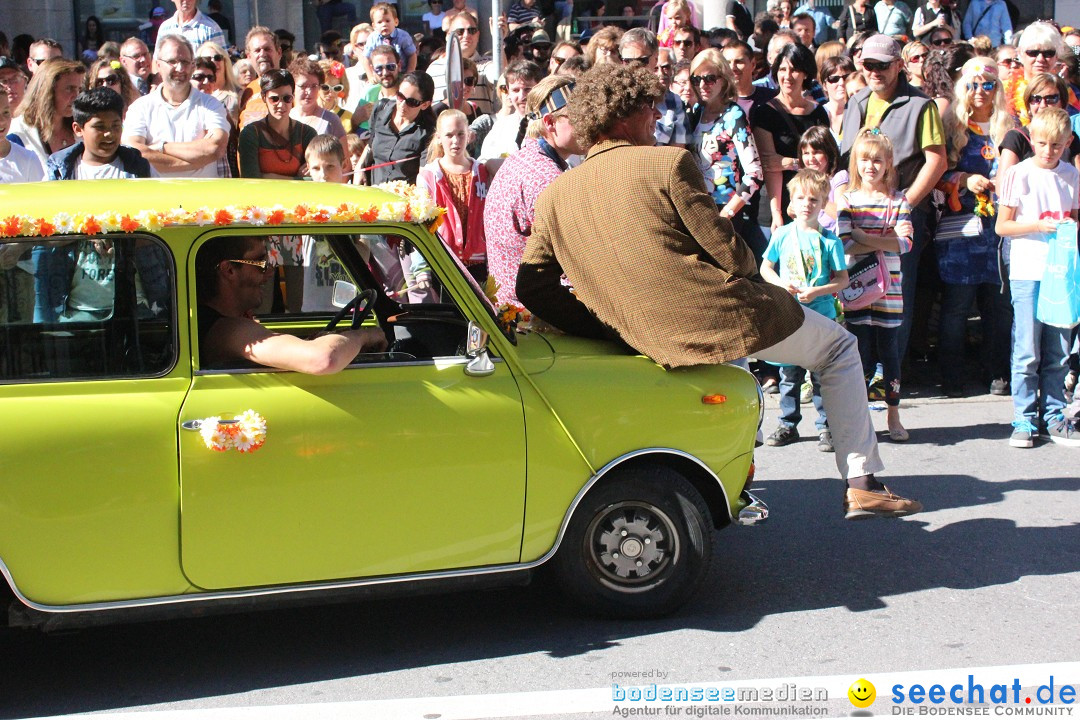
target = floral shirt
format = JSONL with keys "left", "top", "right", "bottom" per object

{"left": 483, "top": 140, "right": 564, "bottom": 306}
{"left": 690, "top": 102, "right": 763, "bottom": 208}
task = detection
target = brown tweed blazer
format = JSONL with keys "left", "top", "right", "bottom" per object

{"left": 517, "top": 139, "right": 805, "bottom": 369}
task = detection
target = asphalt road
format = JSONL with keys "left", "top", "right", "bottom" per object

{"left": 3, "top": 390, "right": 1078, "bottom": 720}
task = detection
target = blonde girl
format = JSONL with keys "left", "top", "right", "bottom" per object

{"left": 837, "top": 128, "right": 914, "bottom": 441}
{"left": 417, "top": 109, "right": 492, "bottom": 280}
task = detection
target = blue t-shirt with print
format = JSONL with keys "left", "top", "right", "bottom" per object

{"left": 763, "top": 223, "right": 846, "bottom": 319}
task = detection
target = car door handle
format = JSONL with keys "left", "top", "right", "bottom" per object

{"left": 181, "top": 420, "right": 202, "bottom": 431}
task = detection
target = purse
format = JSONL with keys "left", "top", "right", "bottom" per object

{"left": 840, "top": 197, "right": 892, "bottom": 311}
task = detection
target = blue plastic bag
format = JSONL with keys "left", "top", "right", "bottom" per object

{"left": 1036, "top": 220, "right": 1080, "bottom": 329}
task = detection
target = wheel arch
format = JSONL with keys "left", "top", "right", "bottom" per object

{"left": 584, "top": 449, "right": 733, "bottom": 530}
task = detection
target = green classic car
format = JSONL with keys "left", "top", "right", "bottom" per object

{"left": 0, "top": 179, "right": 766, "bottom": 628}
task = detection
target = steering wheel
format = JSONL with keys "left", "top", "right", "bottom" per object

{"left": 324, "top": 288, "right": 378, "bottom": 331}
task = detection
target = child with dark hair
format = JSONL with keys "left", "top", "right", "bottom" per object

{"left": 46, "top": 88, "right": 152, "bottom": 180}
{"left": 797, "top": 125, "right": 843, "bottom": 231}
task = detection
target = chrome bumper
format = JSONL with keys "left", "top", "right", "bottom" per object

{"left": 736, "top": 491, "right": 769, "bottom": 525}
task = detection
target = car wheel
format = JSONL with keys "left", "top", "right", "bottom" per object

{"left": 552, "top": 465, "right": 714, "bottom": 619}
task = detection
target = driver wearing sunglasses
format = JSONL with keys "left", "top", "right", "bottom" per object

{"left": 197, "top": 236, "right": 386, "bottom": 372}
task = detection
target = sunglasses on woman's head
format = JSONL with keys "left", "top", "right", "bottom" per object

{"left": 320, "top": 83, "right": 344, "bottom": 92}
{"left": 1025, "top": 48, "right": 1057, "bottom": 59}
{"left": 396, "top": 91, "right": 424, "bottom": 107}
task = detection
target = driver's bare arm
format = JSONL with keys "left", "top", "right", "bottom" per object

{"left": 207, "top": 318, "right": 387, "bottom": 374}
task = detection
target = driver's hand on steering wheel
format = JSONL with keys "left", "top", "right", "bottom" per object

{"left": 345, "top": 326, "right": 389, "bottom": 353}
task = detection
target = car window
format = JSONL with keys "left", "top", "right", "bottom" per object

{"left": 195, "top": 232, "right": 470, "bottom": 370}
{"left": 0, "top": 236, "right": 176, "bottom": 383}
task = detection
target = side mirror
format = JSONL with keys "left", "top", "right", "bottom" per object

{"left": 331, "top": 280, "right": 358, "bottom": 308}
{"left": 464, "top": 321, "right": 495, "bottom": 377}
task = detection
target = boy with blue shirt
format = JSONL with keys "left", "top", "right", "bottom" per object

{"left": 761, "top": 170, "right": 850, "bottom": 452}
{"left": 361, "top": 3, "right": 417, "bottom": 81}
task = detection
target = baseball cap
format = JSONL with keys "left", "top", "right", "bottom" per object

{"left": 0, "top": 57, "right": 21, "bottom": 72}
{"left": 151, "top": 6, "right": 166, "bottom": 18}
{"left": 860, "top": 34, "right": 901, "bottom": 63}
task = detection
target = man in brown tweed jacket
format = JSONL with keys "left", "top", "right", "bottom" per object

{"left": 517, "top": 63, "right": 922, "bottom": 520}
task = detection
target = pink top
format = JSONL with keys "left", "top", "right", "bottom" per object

{"left": 483, "top": 140, "right": 564, "bottom": 306}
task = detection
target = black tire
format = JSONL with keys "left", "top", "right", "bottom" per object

{"left": 552, "top": 465, "right": 714, "bottom": 619}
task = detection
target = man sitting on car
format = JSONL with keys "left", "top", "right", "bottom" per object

{"left": 196, "top": 236, "right": 386, "bottom": 372}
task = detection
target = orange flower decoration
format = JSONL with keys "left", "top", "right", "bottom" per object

{"left": 361, "top": 206, "right": 379, "bottom": 222}
{"left": 35, "top": 218, "right": 56, "bottom": 237}
{"left": 81, "top": 216, "right": 102, "bottom": 235}
{"left": 293, "top": 204, "right": 309, "bottom": 219}
{"left": 267, "top": 208, "right": 286, "bottom": 225}
{"left": 120, "top": 215, "right": 140, "bottom": 233}
{"left": 403, "top": 204, "right": 413, "bottom": 222}
{"left": 2, "top": 216, "right": 22, "bottom": 237}
{"left": 312, "top": 208, "right": 331, "bottom": 223}
{"left": 214, "top": 208, "right": 234, "bottom": 225}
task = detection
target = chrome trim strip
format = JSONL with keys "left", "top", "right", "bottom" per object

{"left": 192, "top": 356, "right": 505, "bottom": 376}
{"left": 0, "top": 448, "right": 726, "bottom": 616}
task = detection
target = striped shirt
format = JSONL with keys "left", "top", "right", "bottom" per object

{"left": 837, "top": 189, "right": 912, "bottom": 327}
{"left": 155, "top": 10, "right": 227, "bottom": 53}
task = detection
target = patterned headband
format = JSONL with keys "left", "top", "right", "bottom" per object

{"left": 527, "top": 82, "right": 575, "bottom": 121}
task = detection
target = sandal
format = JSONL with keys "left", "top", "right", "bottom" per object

{"left": 888, "top": 426, "right": 910, "bottom": 442}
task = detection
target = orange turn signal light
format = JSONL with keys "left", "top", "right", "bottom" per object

{"left": 701, "top": 394, "right": 727, "bottom": 404}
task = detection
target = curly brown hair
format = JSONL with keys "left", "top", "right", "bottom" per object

{"left": 568, "top": 63, "right": 664, "bottom": 148}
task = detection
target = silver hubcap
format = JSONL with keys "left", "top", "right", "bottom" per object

{"left": 586, "top": 501, "right": 679, "bottom": 591}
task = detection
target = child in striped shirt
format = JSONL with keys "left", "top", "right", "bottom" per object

{"left": 837, "top": 128, "right": 914, "bottom": 442}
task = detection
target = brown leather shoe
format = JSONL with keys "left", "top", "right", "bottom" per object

{"left": 844, "top": 487, "right": 923, "bottom": 520}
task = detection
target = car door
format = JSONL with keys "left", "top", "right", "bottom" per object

{"left": 177, "top": 230, "right": 528, "bottom": 590}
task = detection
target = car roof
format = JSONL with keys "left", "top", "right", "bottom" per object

{"left": 0, "top": 179, "right": 415, "bottom": 233}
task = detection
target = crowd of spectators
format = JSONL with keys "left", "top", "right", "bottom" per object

{"left": 2, "top": 0, "right": 1080, "bottom": 447}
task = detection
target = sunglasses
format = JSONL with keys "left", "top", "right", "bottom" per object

{"left": 94, "top": 74, "right": 120, "bottom": 87}
{"left": 453, "top": 27, "right": 480, "bottom": 36}
{"left": 690, "top": 73, "right": 719, "bottom": 86}
{"left": 463, "top": 75, "right": 477, "bottom": 86}
{"left": 191, "top": 73, "right": 215, "bottom": 83}
{"left": 552, "top": 55, "right": 570, "bottom": 66}
{"left": 621, "top": 55, "right": 650, "bottom": 65}
{"left": 229, "top": 258, "right": 270, "bottom": 271}
{"left": 825, "top": 72, "right": 851, "bottom": 84}
{"left": 374, "top": 63, "right": 398, "bottom": 74}
{"left": 29, "top": 57, "right": 51, "bottom": 65}
{"left": 862, "top": 60, "right": 893, "bottom": 72}
{"left": 320, "top": 83, "right": 345, "bottom": 92}
{"left": 1031, "top": 93, "right": 1061, "bottom": 105}
{"left": 673, "top": 39, "right": 695, "bottom": 47}
{"left": 201, "top": 53, "right": 224, "bottom": 62}
{"left": 907, "top": 53, "right": 927, "bottom": 64}
{"left": 396, "top": 91, "right": 424, "bottom": 107}
{"left": 929, "top": 36, "right": 952, "bottom": 46}
{"left": 967, "top": 80, "right": 996, "bottom": 92}
{"left": 1025, "top": 48, "right": 1057, "bottom": 59}
{"left": 1001, "top": 57, "right": 1022, "bottom": 68}
{"left": 265, "top": 93, "right": 293, "bottom": 103}
{"left": 852, "top": 46, "right": 863, "bottom": 55}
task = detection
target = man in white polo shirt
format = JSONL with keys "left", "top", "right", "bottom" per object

{"left": 155, "top": 0, "right": 227, "bottom": 53}
{"left": 122, "top": 34, "right": 230, "bottom": 178}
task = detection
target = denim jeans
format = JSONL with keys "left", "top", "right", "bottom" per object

{"left": 938, "top": 281, "right": 1013, "bottom": 388}
{"left": 897, "top": 204, "right": 931, "bottom": 360}
{"left": 777, "top": 364, "right": 827, "bottom": 432}
{"left": 1010, "top": 279, "right": 1071, "bottom": 426}
{"left": 848, "top": 323, "right": 901, "bottom": 406}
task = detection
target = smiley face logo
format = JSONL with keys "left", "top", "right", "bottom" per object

{"left": 848, "top": 679, "right": 876, "bottom": 708}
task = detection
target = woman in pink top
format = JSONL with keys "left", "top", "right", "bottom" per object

{"left": 483, "top": 75, "right": 581, "bottom": 307}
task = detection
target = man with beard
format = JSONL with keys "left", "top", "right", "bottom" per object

{"left": 121, "top": 33, "right": 229, "bottom": 177}
{"left": 238, "top": 26, "right": 283, "bottom": 128}
{"left": 352, "top": 44, "right": 402, "bottom": 130}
